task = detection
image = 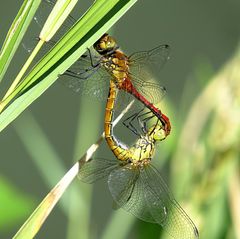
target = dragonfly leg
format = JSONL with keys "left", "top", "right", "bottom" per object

{"left": 136, "top": 110, "right": 156, "bottom": 134}
{"left": 123, "top": 108, "right": 145, "bottom": 136}
{"left": 123, "top": 113, "right": 141, "bottom": 136}
{"left": 148, "top": 118, "right": 160, "bottom": 136}
{"left": 64, "top": 64, "right": 101, "bottom": 80}
{"left": 87, "top": 48, "right": 101, "bottom": 68}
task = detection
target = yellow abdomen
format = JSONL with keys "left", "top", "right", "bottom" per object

{"left": 104, "top": 79, "right": 129, "bottom": 161}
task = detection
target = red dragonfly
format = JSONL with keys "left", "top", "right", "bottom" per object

{"left": 63, "top": 33, "right": 171, "bottom": 136}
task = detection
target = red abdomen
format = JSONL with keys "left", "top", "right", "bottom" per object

{"left": 119, "top": 78, "right": 171, "bottom": 136}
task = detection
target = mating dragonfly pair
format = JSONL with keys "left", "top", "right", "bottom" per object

{"left": 63, "top": 34, "right": 199, "bottom": 238}
{"left": 31, "top": 1, "right": 198, "bottom": 237}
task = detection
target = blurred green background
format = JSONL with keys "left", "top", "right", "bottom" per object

{"left": 0, "top": 0, "right": 240, "bottom": 238}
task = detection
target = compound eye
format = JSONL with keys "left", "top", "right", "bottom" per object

{"left": 153, "top": 127, "right": 166, "bottom": 141}
{"left": 107, "top": 39, "right": 115, "bottom": 48}
{"left": 100, "top": 41, "right": 107, "bottom": 50}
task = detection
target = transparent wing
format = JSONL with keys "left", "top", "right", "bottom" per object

{"left": 114, "top": 88, "right": 147, "bottom": 115}
{"left": 129, "top": 44, "right": 170, "bottom": 77}
{"left": 35, "top": 40, "right": 111, "bottom": 100}
{"left": 141, "top": 165, "right": 199, "bottom": 239}
{"left": 61, "top": 52, "right": 110, "bottom": 101}
{"left": 78, "top": 157, "right": 118, "bottom": 183}
{"left": 132, "top": 78, "right": 166, "bottom": 104}
{"left": 128, "top": 45, "right": 170, "bottom": 104}
{"left": 108, "top": 165, "right": 156, "bottom": 223}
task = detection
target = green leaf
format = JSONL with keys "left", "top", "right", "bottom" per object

{"left": 0, "top": 0, "right": 137, "bottom": 132}
{"left": 39, "top": 0, "right": 79, "bottom": 42}
{"left": 0, "top": 0, "right": 41, "bottom": 82}
{"left": 2, "top": 0, "right": 79, "bottom": 101}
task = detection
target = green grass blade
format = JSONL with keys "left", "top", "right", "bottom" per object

{"left": 0, "top": 0, "right": 137, "bottom": 132}
{"left": 2, "top": 0, "right": 79, "bottom": 101}
{"left": 0, "top": 0, "right": 41, "bottom": 82}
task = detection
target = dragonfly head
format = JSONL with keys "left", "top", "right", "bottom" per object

{"left": 94, "top": 33, "right": 118, "bottom": 55}
{"left": 147, "top": 123, "right": 166, "bottom": 142}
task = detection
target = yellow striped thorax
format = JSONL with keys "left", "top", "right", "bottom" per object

{"left": 128, "top": 123, "right": 166, "bottom": 166}
{"left": 101, "top": 51, "right": 129, "bottom": 83}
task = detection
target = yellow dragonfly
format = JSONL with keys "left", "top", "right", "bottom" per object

{"left": 78, "top": 80, "right": 199, "bottom": 239}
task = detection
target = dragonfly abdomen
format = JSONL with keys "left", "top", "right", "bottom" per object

{"left": 104, "top": 80, "right": 129, "bottom": 161}
{"left": 129, "top": 84, "right": 171, "bottom": 136}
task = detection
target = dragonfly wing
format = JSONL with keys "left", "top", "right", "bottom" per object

{"left": 78, "top": 157, "right": 118, "bottom": 184}
{"left": 25, "top": 40, "right": 111, "bottom": 101}
{"left": 129, "top": 44, "right": 170, "bottom": 77}
{"left": 131, "top": 75, "right": 166, "bottom": 104}
{"left": 108, "top": 165, "right": 156, "bottom": 223}
{"left": 128, "top": 44, "right": 170, "bottom": 104}
{"left": 140, "top": 165, "right": 199, "bottom": 239}
{"left": 60, "top": 52, "right": 110, "bottom": 101}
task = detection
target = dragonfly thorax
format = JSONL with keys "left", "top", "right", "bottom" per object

{"left": 101, "top": 51, "right": 130, "bottom": 85}
{"left": 129, "top": 135, "right": 155, "bottom": 165}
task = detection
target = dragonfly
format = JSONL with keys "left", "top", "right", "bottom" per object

{"left": 78, "top": 79, "right": 199, "bottom": 239}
